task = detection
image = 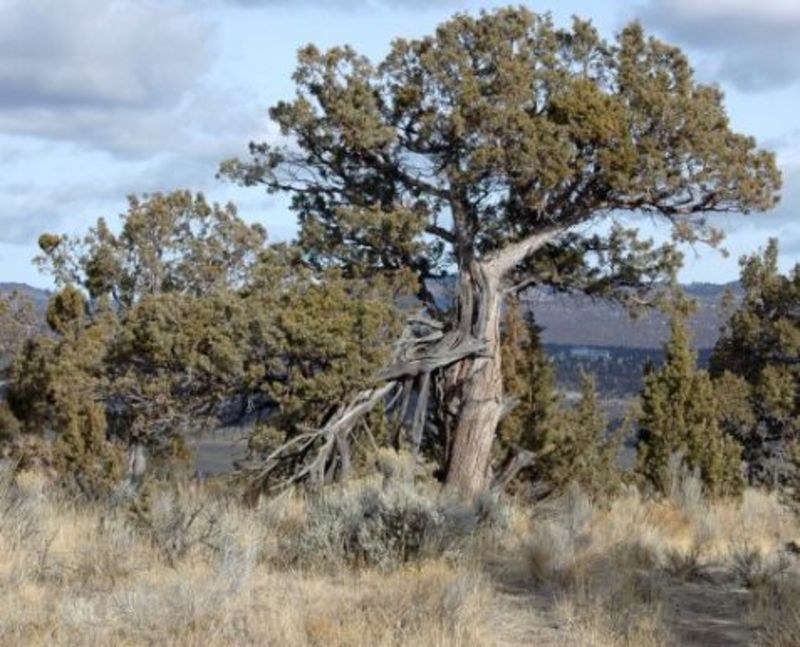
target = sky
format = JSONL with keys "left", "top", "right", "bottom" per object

{"left": 1, "top": 0, "right": 799, "bottom": 288}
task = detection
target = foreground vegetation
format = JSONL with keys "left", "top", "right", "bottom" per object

{"left": 2, "top": 454, "right": 800, "bottom": 647}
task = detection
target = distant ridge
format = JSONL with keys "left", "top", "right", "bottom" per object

{"left": 1, "top": 280, "right": 738, "bottom": 350}
{"left": 0, "top": 282, "right": 51, "bottom": 313}
{"left": 526, "top": 281, "right": 739, "bottom": 350}
{"left": 427, "top": 278, "right": 740, "bottom": 350}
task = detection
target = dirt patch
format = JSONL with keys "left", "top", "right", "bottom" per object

{"left": 663, "top": 573, "right": 755, "bottom": 647}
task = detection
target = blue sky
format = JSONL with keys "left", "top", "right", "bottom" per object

{"left": 1, "top": 0, "right": 799, "bottom": 287}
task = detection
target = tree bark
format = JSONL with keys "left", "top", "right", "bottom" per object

{"left": 444, "top": 261, "right": 504, "bottom": 494}
{"left": 444, "top": 229, "right": 560, "bottom": 495}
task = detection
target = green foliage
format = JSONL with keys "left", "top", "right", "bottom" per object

{"left": 0, "top": 290, "right": 36, "bottom": 367}
{"left": 224, "top": 7, "right": 778, "bottom": 305}
{"left": 542, "top": 374, "right": 623, "bottom": 498}
{"left": 54, "top": 398, "right": 124, "bottom": 499}
{"left": 9, "top": 192, "right": 405, "bottom": 489}
{"left": 36, "top": 191, "right": 267, "bottom": 306}
{"left": 636, "top": 297, "right": 743, "bottom": 497}
{"left": 6, "top": 297, "right": 122, "bottom": 496}
{"left": 498, "top": 299, "right": 559, "bottom": 454}
{"left": 15, "top": 191, "right": 271, "bottom": 462}
{"left": 223, "top": 7, "right": 779, "bottom": 489}
{"left": 240, "top": 253, "right": 408, "bottom": 474}
{"left": 8, "top": 300, "right": 114, "bottom": 436}
{"left": 5, "top": 8, "right": 784, "bottom": 495}
{"left": 710, "top": 239, "right": 800, "bottom": 490}
{"left": 45, "top": 285, "right": 87, "bottom": 335}
{"left": 499, "top": 300, "right": 620, "bottom": 497}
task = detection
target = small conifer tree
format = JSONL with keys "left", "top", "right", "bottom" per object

{"left": 54, "top": 397, "right": 123, "bottom": 498}
{"left": 498, "top": 298, "right": 560, "bottom": 455}
{"left": 710, "top": 240, "right": 799, "bottom": 490}
{"left": 544, "top": 373, "right": 622, "bottom": 498}
{"left": 499, "top": 299, "right": 620, "bottom": 496}
{"left": 636, "top": 296, "right": 743, "bottom": 497}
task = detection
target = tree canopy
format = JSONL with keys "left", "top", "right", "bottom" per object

{"left": 224, "top": 10, "right": 777, "bottom": 286}
{"left": 224, "top": 7, "right": 780, "bottom": 493}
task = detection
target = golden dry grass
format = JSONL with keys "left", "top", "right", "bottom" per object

{"left": 2, "top": 466, "right": 800, "bottom": 646}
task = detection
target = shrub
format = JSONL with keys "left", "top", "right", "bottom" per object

{"left": 128, "top": 486, "right": 218, "bottom": 567}
{"left": 292, "top": 458, "right": 509, "bottom": 569}
{"left": 731, "top": 541, "right": 791, "bottom": 589}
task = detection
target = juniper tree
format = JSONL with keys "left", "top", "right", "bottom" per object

{"left": 493, "top": 296, "right": 562, "bottom": 489}
{"left": 636, "top": 297, "right": 743, "bottom": 497}
{"left": 224, "top": 7, "right": 780, "bottom": 493}
{"left": 0, "top": 291, "right": 36, "bottom": 442}
{"left": 10, "top": 192, "right": 404, "bottom": 489}
{"left": 498, "top": 297, "right": 559, "bottom": 455}
{"left": 6, "top": 286, "right": 123, "bottom": 493}
{"left": 17, "top": 192, "right": 269, "bottom": 460}
{"left": 710, "top": 240, "right": 800, "bottom": 490}
{"left": 538, "top": 373, "right": 623, "bottom": 498}
{"left": 0, "top": 290, "right": 36, "bottom": 367}
{"left": 496, "top": 303, "right": 620, "bottom": 495}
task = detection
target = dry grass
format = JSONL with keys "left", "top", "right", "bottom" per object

{"left": 2, "top": 461, "right": 800, "bottom": 646}
{"left": 0, "top": 465, "right": 533, "bottom": 647}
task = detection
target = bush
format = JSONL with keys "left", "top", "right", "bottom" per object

{"left": 731, "top": 541, "right": 791, "bottom": 589}
{"left": 0, "top": 402, "right": 21, "bottom": 443}
{"left": 128, "top": 486, "right": 218, "bottom": 567}
{"left": 292, "top": 459, "right": 509, "bottom": 569}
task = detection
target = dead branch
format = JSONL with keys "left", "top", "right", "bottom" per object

{"left": 491, "top": 446, "right": 537, "bottom": 492}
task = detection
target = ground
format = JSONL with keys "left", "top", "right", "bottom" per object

{"left": 2, "top": 461, "right": 799, "bottom": 646}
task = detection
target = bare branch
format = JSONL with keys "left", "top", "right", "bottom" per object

{"left": 491, "top": 446, "right": 537, "bottom": 492}
{"left": 486, "top": 227, "right": 563, "bottom": 279}
{"left": 377, "top": 335, "right": 490, "bottom": 380}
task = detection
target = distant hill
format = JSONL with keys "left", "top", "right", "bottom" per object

{"left": 1, "top": 279, "right": 738, "bottom": 351}
{"left": 0, "top": 282, "right": 51, "bottom": 313}
{"left": 526, "top": 281, "right": 739, "bottom": 350}
{"left": 428, "top": 278, "right": 739, "bottom": 350}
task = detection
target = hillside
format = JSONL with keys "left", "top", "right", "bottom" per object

{"left": 1, "top": 280, "right": 735, "bottom": 350}
{"left": 0, "top": 282, "right": 50, "bottom": 313}
{"left": 529, "top": 282, "right": 737, "bottom": 349}
{"left": 427, "top": 279, "right": 738, "bottom": 350}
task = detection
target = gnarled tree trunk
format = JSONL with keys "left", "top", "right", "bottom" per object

{"left": 444, "top": 231, "right": 559, "bottom": 494}
{"left": 445, "top": 261, "right": 505, "bottom": 494}
{"left": 241, "top": 229, "right": 558, "bottom": 500}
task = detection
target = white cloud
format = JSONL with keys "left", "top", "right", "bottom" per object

{"left": 0, "top": 85, "right": 264, "bottom": 160}
{"left": 657, "top": 0, "right": 800, "bottom": 21}
{"left": 0, "top": 92, "right": 271, "bottom": 245}
{"left": 0, "top": 0, "right": 215, "bottom": 152}
{"left": 638, "top": 0, "right": 800, "bottom": 92}
{"left": 0, "top": 0, "right": 273, "bottom": 246}
{"left": 0, "top": 0, "right": 212, "bottom": 109}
